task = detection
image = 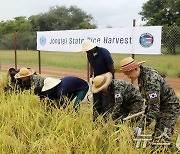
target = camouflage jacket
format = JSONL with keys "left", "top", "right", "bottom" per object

{"left": 138, "top": 66, "right": 180, "bottom": 127}
{"left": 19, "top": 74, "right": 45, "bottom": 91}
{"left": 109, "top": 79, "right": 143, "bottom": 120}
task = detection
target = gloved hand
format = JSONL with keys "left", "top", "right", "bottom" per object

{"left": 87, "top": 92, "right": 93, "bottom": 102}
{"left": 89, "top": 77, "right": 93, "bottom": 86}
{"left": 87, "top": 78, "right": 94, "bottom": 102}
{"left": 134, "top": 127, "right": 142, "bottom": 138}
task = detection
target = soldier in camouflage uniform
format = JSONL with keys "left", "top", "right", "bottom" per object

{"left": 14, "top": 67, "right": 45, "bottom": 93}
{"left": 120, "top": 57, "right": 180, "bottom": 139}
{"left": 91, "top": 72, "right": 144, "bottom": 121}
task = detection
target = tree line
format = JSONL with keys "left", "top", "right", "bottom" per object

{"left": 139, "top": 0, "right": 180, "bottom": 54}
{"left": 0, "top": 2, "right": 179, "bottom": 54}
{"left": 0, "top": 6, "right": 97, "bottom": 50}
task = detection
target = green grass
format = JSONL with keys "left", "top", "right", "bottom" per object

{"left": 0, "top": 50, "right": 180, "bottom": 77}
{"left": 0, "top": 73, "right": 179, "bottom": 153}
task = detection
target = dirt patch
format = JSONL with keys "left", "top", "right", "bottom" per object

{"left": 1, "top": 63, "right": 180, "bottom": 96}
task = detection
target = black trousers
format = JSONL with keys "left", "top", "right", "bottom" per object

{"left": 93, "top": 91, "right": 114, "bottom": 120}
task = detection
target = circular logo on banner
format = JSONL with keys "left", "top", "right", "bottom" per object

{"left": 139, "top": 33, "right": 154, "bottom": 48}
{"left": 40, "top": 36, "right": 46, "bottom": 46}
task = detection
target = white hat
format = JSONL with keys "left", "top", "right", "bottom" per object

{"left": 41, "top": 77, "right": 61, "bottom": 92}
{"left": 77, "top": 39, "right": 99, "bottom": 52}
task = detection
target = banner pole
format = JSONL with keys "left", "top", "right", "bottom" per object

{"left": 14, "top": 31, "right": 17, "bottom": 70}
{"left": 131, "top": 19, "right": 136, "bottom": 84}
{"left": 38, "top": 50, "right": 41, "bottom": 74}
{"left": 132, "top": 19, "right": 136, "bottom": 59}
{"left": 87, "top": 19, "right": 90, "bottom": 82}
{"left": 37, "top": 26, "right": 41, "bottom": 74}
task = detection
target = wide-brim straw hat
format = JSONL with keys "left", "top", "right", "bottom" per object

{"left": 41, "top": 77, "right": 61, "bottom": 92}
{"left": 77, "top": 39, "right": 99, "bottom": 52}
{"left": 14, "top": 67, "right": 34, "bottom": 78}
{"left": 120, "top": 57, "right": 146, "bottom": 72}
{"left": 91, "top": 72, "right": 112, "bottom": 93}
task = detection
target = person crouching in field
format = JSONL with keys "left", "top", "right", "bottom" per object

{"left": 8, "top": 67, "right": 37, "bottom": 88}
{"left": 91, "top": 72, "right": 144, "bottom": 122}
{"left": 120, "top": 57, "right": 180, "bottom": 140}
{"left": 14, "top": 67, "right": 45, "bottom": 92}
{"left": 41, "top": 76, "right": 89, "bottom": 110}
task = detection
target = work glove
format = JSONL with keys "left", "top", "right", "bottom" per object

{"left": 89, "top": 77, "right": 93, "bottom": 86}
{"left": 87, "top": 78, "right": 93, "bottom": 102}
{"left": 134, "top": 127, "right": 142, "bottom": 138}
{"left": 87, "top": 92, "right": 93, "bottom": 102}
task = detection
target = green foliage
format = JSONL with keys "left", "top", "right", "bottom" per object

{"left": 0, "top": 32, "right": 36, "bottom": 50}
{"left": 16, "top": 32, "right": 36, "bottom": 50}
{"left": 0, "top": 5, "right": 97, "bottom": 50}
{"left": 162, "top": 25, "right": 180, "bottom": 54}
{"left": 139, "top": 0, "right": 180, "bottom": 26}
{"left": 28, "top": 5, "right": 97, "bottom": 31}
{"left": 0, "top": 6, "right": 96, "bottom": 34}
{"left": 0, "top": 16, "right": 32, "bottom": 34}
{"left": 0, "top": 16, "right": 34, "bottom": 50}
{"left": 0, "top": 33, "right": 14, "bottom": 49}
{"left": 14, "top": 16, "right": 32, "bottom": 32}
{"left": 0, "top": 20, "right": 16, "bottom": 34}
{"left": 139, "top": 0, "right": 180, "bottom": 55}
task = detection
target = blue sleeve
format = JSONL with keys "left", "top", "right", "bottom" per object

{"left": 103, "top": 49, "right": 114, "bottom": 65}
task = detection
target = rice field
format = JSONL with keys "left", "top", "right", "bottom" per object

{"left": 0, "top": 50, "right": 180, "bottom": 77}
{"left": 0, "top": 72, "right": 179, "bottom": 153}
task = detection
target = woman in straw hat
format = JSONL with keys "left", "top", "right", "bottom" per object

{"left": 41, "top": 76, "right": 89, "bottom": 110}
{"left": 14, "top": 67, "right": 45, "bottom": 92}
{"left": 91, "top": 72, "right": 144, "bottom": 121}
{"left": 120, "top": 57, "right": 180, "bottom": 139}
{"left": 77, "top": 39, "right": 115, "bottom": 119}
{"left": 8, "top": 67, "right": 36, "bottom": 87}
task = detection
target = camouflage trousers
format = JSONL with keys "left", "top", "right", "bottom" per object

{"left": 153, "top": 101, "right": 180, "bottom": 138}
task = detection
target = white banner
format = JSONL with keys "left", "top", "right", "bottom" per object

{"left": 37, "top": 26, "right": 162, "bottom": 54}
